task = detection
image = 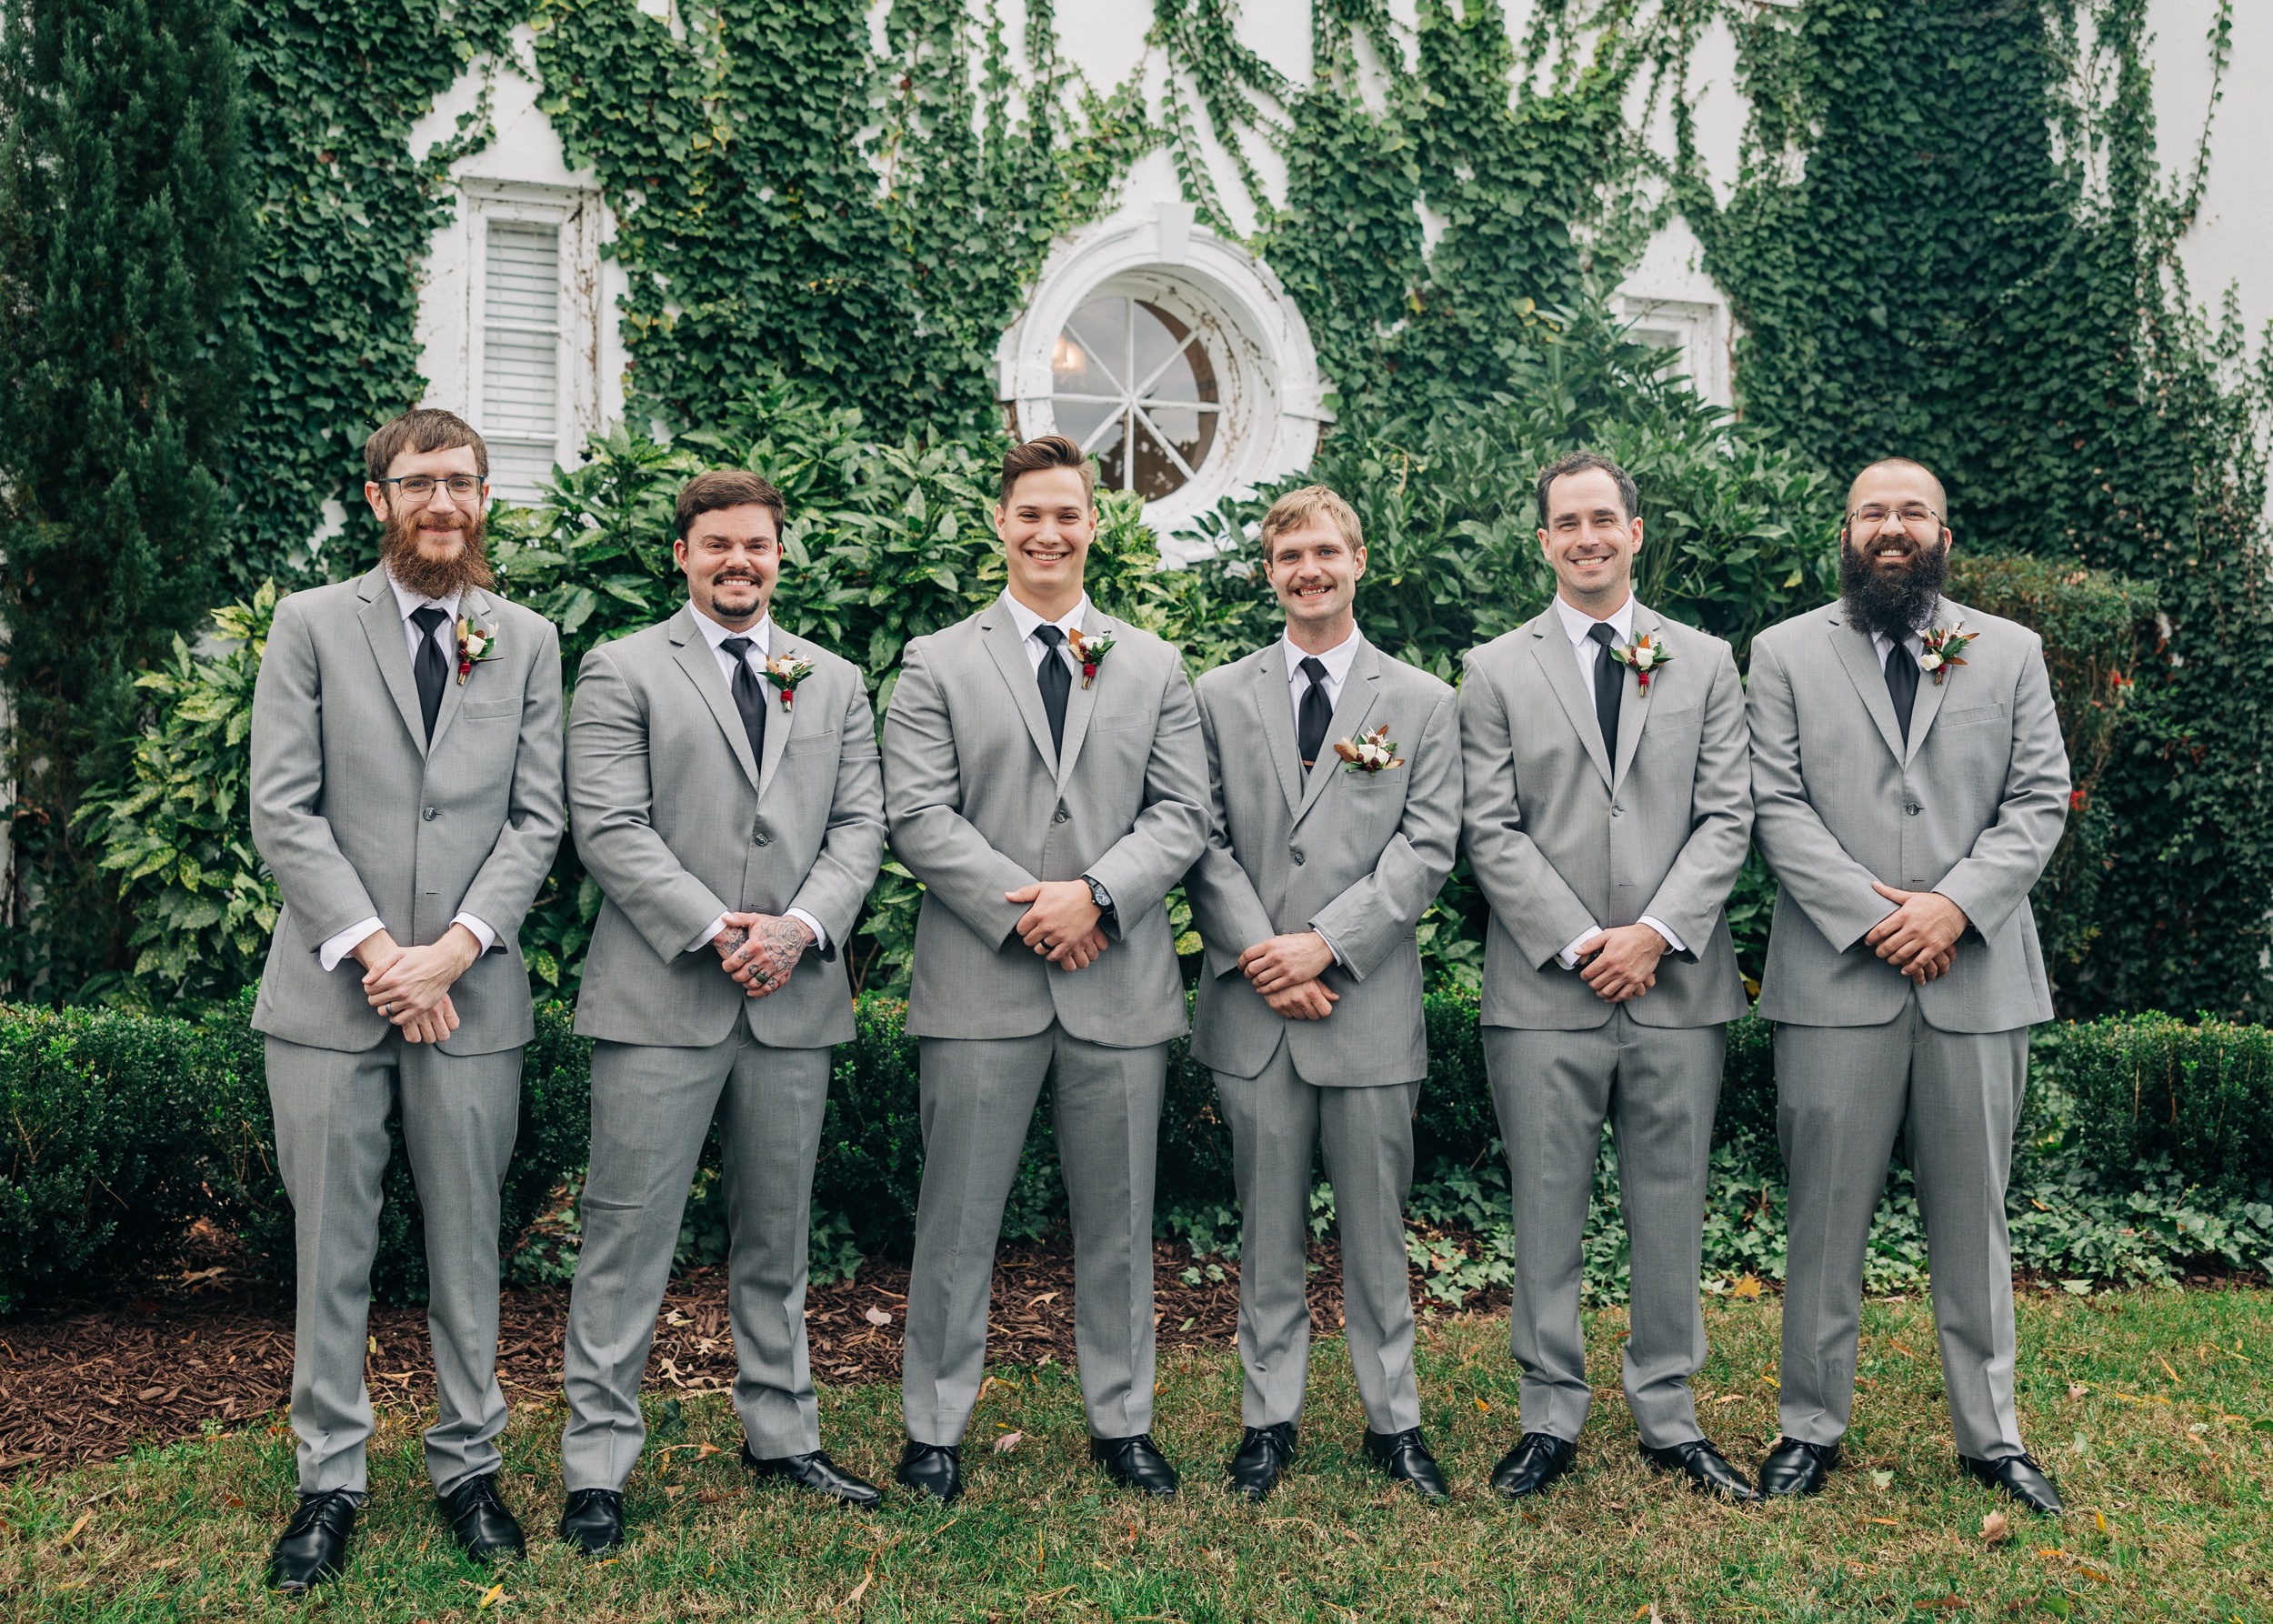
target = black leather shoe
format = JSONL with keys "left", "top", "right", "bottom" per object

{"left": 557, "top": 1488, "right": 625, "bottom": 1556}
{"left": 743, "top": 1443, "right": 882, "bottom": 1509}
{"left": 1960, "top": 1451, "right": 2064, "bottom": 1516}
{"left": 436, "top": 1473, "right": 526, "bottom": 1564}
{"left": 1365, "top": 1428, "right": 1451, "bottom": 1499}
{"left": 1489, "top": 1432, "right": 1577, "bottom": 1499}
{"left": 265, "top": 1489, "right": 358, "bottom": 1593}
{"left": 1226, "top": 1422, "right": 1297, "bottom": 1501}
{"left": 1091, "top": 1433, "right": 1179, "bottom": 1498}
{"left": 896, "top": 1439, "right": 963, "bottom": 1505}
{"left": 1641, "top": 1438, "right": 1761, "bottom": 1504}
{"left": 1757, "top": 1437, "right": 1841, "bottom": 1499}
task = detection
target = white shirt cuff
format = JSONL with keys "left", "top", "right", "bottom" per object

{"left": 1638, "top": 916, "right": 1686, "bottom": 955}
{"left": 1557, "top": 926, "right": 1604, "bottom": 970}
{"left": 786, "top": 908, "right": 827, "bottom": 955}
{"left": 1311, "top": 926, "right": 1346, "bottom": 968}
{"left": 691, "top": 914, "right": 730, "bottom": 957}
{"left": 451, "top": 913, "right": 498, "bottom": 955}
{"left": 318, "top": 917, "right": 385, "bottom": 973}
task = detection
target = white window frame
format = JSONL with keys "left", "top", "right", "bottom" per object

{"left": 457, "top": 180, "right": 606, "bottom": 500}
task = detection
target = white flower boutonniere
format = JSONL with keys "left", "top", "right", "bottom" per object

{"left": 455, "top": 618, "right": 501, "bottom": 685}
{"left": 1067, "top": 627, "right": 1116, "bottom": 689}
{"left": 1919, "top": 623, "right": 1975, "bottom": 685}
{"left": 765, "top": 653, "right": 816, "bottom": 712}
{"left": 1334, "top": 724, "right": 1406, "bottom": 775}
{"left": 1608, "top": 631, "right": 1672, "bottom": 695}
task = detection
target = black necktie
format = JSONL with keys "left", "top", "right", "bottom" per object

{"left": 1886, "top": 638, "right": 1919, "bottom": 745}
{"left": 1033, "top": 624, "right": 1070, "bottom": 756}
{"left": 409, "top": 606, "right": 450, "bottom": 743}
{"left": 719, "top": 636, "right": 768, "bottom": 765}
{"left": 1297, "top": 656, "right": 1332, "bottom": 773}
{"left": 1587, "top": 621, "right": 1622, "bottom": 759}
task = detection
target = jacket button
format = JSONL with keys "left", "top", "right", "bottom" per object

{"left": 1052, "top": 807, "right": 1068, "bottom": 824}
{"left": 421, "top": 807, "right": 437, "bottom": 821}
{"left": 1905, "top": 803, "right": 1921, "bottom": 816}
{"left": 752, "top": 830, "right": 770, "bottom": 847}
{"left": 1290, "top": 847, "right": 1305, "bottom": 866}
{"left": 1610, "top": 805, "right": 1621, "bottom": 817}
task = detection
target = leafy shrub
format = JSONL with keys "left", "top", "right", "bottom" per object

{"left": 2057, "top": 1012, "right": 2273, "bottom": 1204}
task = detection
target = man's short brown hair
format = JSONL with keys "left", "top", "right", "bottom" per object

{"left": 997, "top": 434, "right": 1096, "bottom": 506}
{"left": 676, "top": 468, "right": 786, "bottom": 541}
{"left": 1535, "top": 449, "right": 1638, "bottom": 525}
{"left": 1259, "top": 485, "right": 1363, "bottom": 556}
{"left": 364, "top": 407, "right": 488, "bottom": 483}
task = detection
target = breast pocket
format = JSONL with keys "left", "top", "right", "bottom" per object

{"left": 458, "top": 699, "right": 519, "bottom": 722}
{"left": 784, "top": 728, "right": 841, "bottom": 757}
{"left": 1939, "top": 704, "right": 2007, "bottom": 731}
{"left": 1092, "top": 710, "right": 1151, "bottom": 733}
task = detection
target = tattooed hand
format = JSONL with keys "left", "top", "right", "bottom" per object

{"left": 715, "top": 911, "right": 815, "bottom": 998}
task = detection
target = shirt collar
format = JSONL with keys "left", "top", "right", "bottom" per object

{"left": 1003, "top": 590, "right": 1089, "bottom": 644}
{"left": 1554, "top": 592, "right": 1636, "bottom": 648}
{"left": 386, "top": 572, "right": 463, "bottom": 623}
{"left": 691, "top": 605, "right": 773, "bottom": 656}
{"left": 1282, "top": 623, "right": 1362, "bottom": 684}
{"left": 1866, "top": 596, "right": 1940, "bottom": 655}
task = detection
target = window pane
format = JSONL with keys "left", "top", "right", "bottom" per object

{"left": 484, "top": 221, "right": 561, "bottom": 501}
{"left": 1053, "top": 397, "right": 1121, "bottom": 456}
{"left": 1131, "top": 301, "right": 1201, "bottom": 396}
{"left": 1131, "top": 415, "right": 1194, "bottom": 500}
{"left": 1091, "top": 410, "right": 1130, "bottom": 492}
{"left": 1140, "top": 401, "right": 1216, "bottom": 476}
{"left": 1058, "top": 299, "right": 1126, "bottom": 394}
{"left": 486, "top": 438, "right": 558, "bottom": 501}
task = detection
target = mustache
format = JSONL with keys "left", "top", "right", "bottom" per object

{"left": 380, "top": 499, "right": 494, "bottom": 598}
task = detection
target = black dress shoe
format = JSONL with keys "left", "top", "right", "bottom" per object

{"left": 1640, "top": 1438, "right": 1761, "bottom": 1504}
{"left": 436, "top": 1473, "right": 526, "bottom": 1564}
{"left": 897, "top": 1439, "right": 963, "bottom": 1505}
{"left": 1226, "top": 1422, "right": 1297, "bottom": 1501}
{"left": 743, "top": 1443, "right": 882, "bottom": 1509}
{"left": 557, "top": 1488, "right": 625, "bottom": 1557}
{"left": 1092, "top": 1433, "right": 1179, "bottom": 1498}
{"left": 1489, "top": 1432, "right": 1577, "bottom": 1499}
{"left": 265, "top": 1489, "right": 358, "bottom": 1593}
{"left": 1757, "top": 1437, "right": 1841, "bottom": 1499}
{"left": 1365, "top": 1428, "right": 1451, "bottom": 1499}
{"left": 1960, "top": 1451, "right": 2064, "bottom": 1516}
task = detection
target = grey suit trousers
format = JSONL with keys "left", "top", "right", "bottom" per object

{"left": 560, "top": 1033, "right": 831, "bottom": 1489}
{"left": 267, "top": 1034, "right": 522, "bottom": 1496}
{"left": 1485, "top": 1013, "right": 1725, "bottom": 1449}
{"left": 902, "top": 1026, "right": 1167, "bottom": 1446}
{"left": 1215, "top": 1051, "right": 1422, "bottom": 1435}
{"left": 1777, "top": 1005, "right": 2030, "bottom": 1460}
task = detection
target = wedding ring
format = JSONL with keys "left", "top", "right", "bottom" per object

{"left": 382, "top": 1002, "right": 393, "bottom": 1016}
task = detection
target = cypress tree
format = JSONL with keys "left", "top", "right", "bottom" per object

{"left": 0, "top": 0, "right": 251, "bottom": 997}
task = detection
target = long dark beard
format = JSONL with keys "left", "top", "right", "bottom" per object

{"left": 1839, "top": 533, "right": 1947, "bottom": 641}
{"left": 379, "top": 500, "right": 495, "bottom": 599}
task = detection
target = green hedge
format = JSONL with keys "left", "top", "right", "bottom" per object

{"left": 2058, "top": 1013, "right": 2273, "bottom": 1202}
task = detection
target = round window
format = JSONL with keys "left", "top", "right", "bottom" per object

{"left": 1049, "top": 297, "right": 1221, "bottom": 500}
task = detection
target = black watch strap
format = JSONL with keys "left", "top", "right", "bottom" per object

{"left": 1082, "top": 874, "right": 1116, "bottom": 917}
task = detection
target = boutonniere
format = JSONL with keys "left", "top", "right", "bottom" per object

{"left": 764, "top": 653, "right": 816, "bottom": 712}
{"left": 1918, "top": 623, "right": 1975, "bottom": 685}
{"left": 455, "top": 617, "right": 501, "bottom": 685}
{"left": 1067, "top": 628, "right": 1116, "bottom": 689}
{"left": 1608, "top": 631, "right": 1671, "bottom": 694}
{"left": 1333, "top": 724, "right": 1405, "bottom": 775}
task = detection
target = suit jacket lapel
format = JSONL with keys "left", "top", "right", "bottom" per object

{"left": 1828, "top": 610, "right": 1909, "bottom": 767}
{"left": 424, "top": 586, "right": 494, "bottom": 755}
{"left": 981, "top": 606, "right": 1060, "bottom": 776}
{"left": 356, "top": 567, "right": 431, "bottom": 757}
{"left": 1900, "top": 600, "right": 1958, "bottom": 765}
{"left": 1248, "top": 645, "right": 1303, "bottom": 817}
{"left": 1052, "top": 613, "right": 1108, "bottom": 792}
{"left": 1610, "top": 602, "right": 1657, "bottom": 791}
{"left": 1293, "top": 637, "right": 1382, "bottom": 828}
{"left": 1527, "top": 609, "right": 1613, "bottom": 791}
{"left": 670, "top": 605, "right": 761, "bottom": 791}
{"left": 756, "top": 630, "right": 798, "bottom": 801}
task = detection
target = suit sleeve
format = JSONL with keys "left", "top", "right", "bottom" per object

{"left": 881, "top": 639, "right": 1038, "bottom": 948}
{"left": 248, "top": 593, "right": 384, "bottom": 944}
{"left": 456, "top": 617, "right": 566, "bottom": 949}
{"left": 566, "top": 643, "right": 730, "bottom": 960}
{"left": 1636, "top": 641, "right": 1753, "bottom": 957}
{"left": 1746, "top": 634, "right": 1898, "bottom": 951}
{"left": 1930, "top": 633, "right": 2070, "bottom": 941}
{"left": 1309, "top": 685, "right": 1463, "bottom": 980}
{"left": 1181, "top": 684, "right": 1278, "bottom": 980}
{"left": 786, "top": 672, "right": 887, "bottom": 959}
{"left": 1084, "top": 652, "right": 1212, "bottom": 934}
{"left": 1457, "top": 652, "right": 1600, "bottom": 968}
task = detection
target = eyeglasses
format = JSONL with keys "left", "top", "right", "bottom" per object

{"left": 1846, "top": 503, "right": 1942, "bottom": 535}
{"left": 379, "top": 474, "right": 486, "bottom": 504}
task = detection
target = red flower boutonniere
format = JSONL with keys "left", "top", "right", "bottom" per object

{"left": 1067, "top": 628, "right": 1116, "bottom": 689}
{"left": 1609, "top": 631, "right": 1672, "bottom": 694}
{"left": 455, "top": 617, "right": 500, "bottom": 685}
{"left": 1919, "top": 623, "right": 1975, "bottom": 685}
{"left": 765, "top": 653, "right": 816, "bottom": 712}
{"left": 1334, "top": 724, "right": 1406, "bottom": 775}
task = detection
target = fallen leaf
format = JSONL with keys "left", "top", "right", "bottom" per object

{"left": 59, "top": 1512, "right": 91, "bottom": 1544}
{"left": 863, "top": 1307, "right": 893, "bottom": 1328}
{"left": 842, "top": 1572, "right": 873, "bottom": 1609}
{"left": 1914, "top": 1600, "right": 1963, "bottom": 1612}
{"left": 2068, "top": 1383, "right": 2089, "bottom": 1400}
{"left": 2094, "top": 1511, "right": 2108, "bottom": 1533}
{"left": 477, "top": 1582, "right": 505, "bottom": 1609}
{"left": 1714, "top": 1393, "right": 1742, "bottom": 1405}
{"left": 1864, "top": 1517, "right": 1898, "bottom": 1527}
{"left": 1732, "top": 1274, "right": 1764, "bottom": 1299}
{"left": 1871, "top": 1469, "right": 1895, "bottom": 1489}
{"left": 993, "top": 1430, "right": 1023, "bottom": 1454}
{"left": 1981, "top": 1510, "right": 2011, "bottom": 1544}
{"left": 1475, "top": 1398, "right": 1490, "bottom": 1411}
{"left": 2077, "top": 1565, "right": 2114, "bottom": 1586}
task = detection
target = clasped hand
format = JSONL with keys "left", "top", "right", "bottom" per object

{"left": 1865, "top": 882, "right": 1965, "bottom": 983}
{"left": 1577, "top": 923, "right": 1664, "bottom": 1004}
{"left": 713, "top": 912, "right": 816, "bottom": 997}
{"left": 1238, "top": 931, "right": 1338, "bottom": 1020}
{"left": 1006, "top": 880, "right": 1108, "bottom": 970}
{"left": 358, "top": 925, "right": 479, "bottom": 1044}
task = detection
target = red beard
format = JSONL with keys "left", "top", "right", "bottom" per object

{"left": 379, "top": 499, "right": 495, "bottom": 599}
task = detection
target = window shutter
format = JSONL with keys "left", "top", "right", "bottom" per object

{"left": 482, "top": 220, "right": 562, "bottom": 501}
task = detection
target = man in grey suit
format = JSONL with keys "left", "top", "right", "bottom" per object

{"left": 882, "top": 435, "right": 1209, "bottom": 1503}
{"left": 249, "top": 409, "right": 565, "bottom": 1591}
{"left": 1748, "top": 457, "right": 2069, "bottom": 1514}
{"left": 1183, "top": 485, "right": 1461, "bottom": 1502}
{"left": 555, "top": 470, "right": 888, "bottom": 1553}
{"left": 1460, "top": 451, "right": 1756, "bottom": 1504}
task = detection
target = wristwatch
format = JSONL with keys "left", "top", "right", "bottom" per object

{"left": 1080, "top": 873, "right": 1116, "bottom": 924}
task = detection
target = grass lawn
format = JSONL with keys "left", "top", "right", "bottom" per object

{"left": 4, "top": 1288, "right": 2268, "bottom": 1621}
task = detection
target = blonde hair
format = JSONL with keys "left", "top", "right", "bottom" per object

{"left": 1258, "top": 485, "right": 1363, "bottom": 556}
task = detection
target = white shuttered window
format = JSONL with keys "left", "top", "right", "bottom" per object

{"left": 482, "top": 220, "right": 562, "bottom": 501}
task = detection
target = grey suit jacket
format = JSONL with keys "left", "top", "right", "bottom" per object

{"left": 881, "top": 595, "right": 1210, "bottom": 1047}
{"left": 1460, "top": 601, "right": 1753, "bottom": 1031}
{"left": 566, "top": 606, "right": 886, "bottom": 1050}
{"left": 1747, "top": 596, "right": 2069, "bottom": 1033}
{"left": 250, "top": 567, "right": 566, "bottom": 1056}
{"left": 1185, "top": 636, "right": 1461, "bottom": 1085}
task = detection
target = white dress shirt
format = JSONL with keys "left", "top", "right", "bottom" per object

{"left": 1547, "top": 592, "right": 1686, "bottom": 967}
{"left": 1002, "top": 589, "right": 1090, "bottom": 675}
{"left": 685, "top": 606, "right": 829, "bottom": 956}
{"left": 1867, "top": 597, "right": 1940, "bottom": 670}
{"left": 316, "top": 574, "right": 498, "bottom": 972}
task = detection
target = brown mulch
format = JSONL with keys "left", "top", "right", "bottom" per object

{"left": 0, "top": 1230, "right": 1457, "bottom": 1474}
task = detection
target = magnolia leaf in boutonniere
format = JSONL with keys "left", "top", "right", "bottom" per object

{"left": 454, "top": 617, "right": 501, "bottom": 686}
{"left": 1608, "top": 631, "right": 1672, "bottom": 694}
{"left": 764, "top": 653, "right": 816, "bottom": 713}
{"left": 1333, "top": 723, "right": 1406, "bottom": 775}
{"left": 1066, "top": 627, "right": 1116, "bottom": 689}
{"left": 1918, "top": 623, "right": 1975, "bottom": 685}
